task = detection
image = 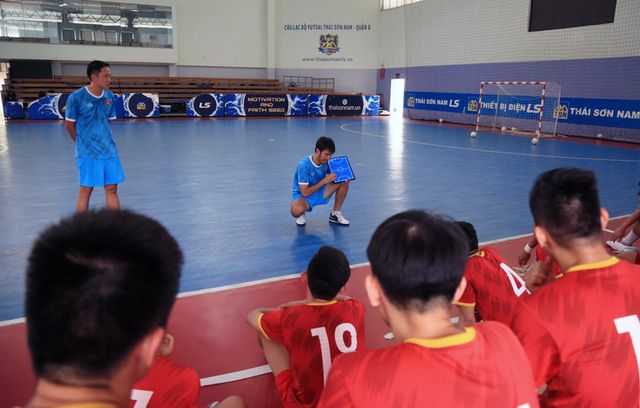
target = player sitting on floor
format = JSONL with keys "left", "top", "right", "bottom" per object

{"left": 453, "top": 221, "right": 530, "bottom": 326}
{"left": 318, "top": 210, "right": 539, "bottom": 408}
{"left": 510, "top": 168, "right": 640, "bottom": 406}
{"left": 291, "top": 136, "right": 350, "bottom": 226}
{"left": 131, "top": 334, "right": 244, "bottom": 408}
{"left": 247, "top": 246, "right": 365, "bottom": 408}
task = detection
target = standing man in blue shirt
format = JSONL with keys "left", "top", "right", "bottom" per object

{"left": 65, "top": 60, "right": 123, "bottom": 212}
{"left": 291, "top": 136, "right": 350, "bottom": 226}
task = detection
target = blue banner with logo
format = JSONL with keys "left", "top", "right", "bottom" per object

{"left": 224, "top": 94, "right": 308, "bottom": 117}
{"left": 186, "top": 93, "right": 225, "bottom": 117}
{"left": 122, "top": 93, "right": 159, "bottom": 118}
{"left": 26, "top": 93, "right": 123, "bottom": 120}
{"left": 3, "top": 101, "right": 25, "bottom": 119}
{"left": 308, "top": 95, "right": 379, "bottom": 116}
{"left": 28, "top": 93, "right": 70, "bottom": 119}
{"left": 405, "top": 91, "right": 640, "bottom": 129}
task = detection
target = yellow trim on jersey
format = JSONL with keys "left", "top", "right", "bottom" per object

{"left": 469, "top": 250, "right": 484, "bottom": 258}
{"left": 555, "top": 273, "right": 564, "bottom": 279}
{"left": 453, "top": 301, "right": 476, "bottom": 307}
{"left": 257, "top": 313, "right": 272, "bottom": 341}
{"left": 405, "top": 327, "right": 476, "bottom": 349}
{"left": 306, "top": 300, "right": 338, "bottom": 306}
{"left": 566, "top": 257, "right": 619, "bottom": 273}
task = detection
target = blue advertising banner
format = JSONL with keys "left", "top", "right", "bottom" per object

{"left": 405, "top": 91, "right": 640, "bottom": 129}
{"left": 122, "top": 93, "right": 159, "bottom": 118}
{"left": 186, "top": 93, "right": 225, "bottom": 117}
{"left": 308, "top": 95, "right": 379, "bottom": 116}
{"left": 28, "top": 93, "right": 69, "bottom": 119}
{"left": 224, "top": 94, "right": 307, "bottom": 117}
{"left": 3, "top": 101, "right": 25, "bottom": 119}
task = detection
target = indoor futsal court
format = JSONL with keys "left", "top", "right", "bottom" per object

{"left": 1, "top": 0, "right": 640, "bottom": 407}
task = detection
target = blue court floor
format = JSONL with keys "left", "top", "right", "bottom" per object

{"left": 1, "top": 117, "right": 639, "bottom": 320}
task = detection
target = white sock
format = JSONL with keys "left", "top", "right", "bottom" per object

{"left": 621, "top": 230, "right": 639, "bottom": 245}
{"left": 332, "top": 210, "right": 341, "bottom": 216}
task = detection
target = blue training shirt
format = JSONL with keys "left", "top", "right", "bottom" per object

{"left": 65, "top": 87, "right": 118, "bottom": 159}
{"left": 292, "top": 155, "right": 329, "bottom": 196}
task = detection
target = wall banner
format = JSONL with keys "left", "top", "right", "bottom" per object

{"left": 123, "top": 93, "right": 159, "bottom": 118}
{"left": 3, "top": 101, "right": 25, "bottom": 119}
{"left": 27, "top": 93, "right": 69, "bottom": 119}
{"left": 186, "top": 93, "right": 225, "bottom": 117}
{"left": 308, "top": 95, "right": 379, "bottom": 116}
{"left": 405, "top": 91, "right": 640, "bottom": 129}
{"left": 224, "top": 94, "right": 308, "bottom": 117}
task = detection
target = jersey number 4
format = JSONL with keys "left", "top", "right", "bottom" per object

{"left": 500, "top": 263, "right": 531, "bottom": 297}
{"left": 311, "top": 323, "right": 358, "bottom": 385}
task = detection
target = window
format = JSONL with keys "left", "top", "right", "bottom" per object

{"left": 0, "top": 0, "right": 173, "bottom": 48}
{"left": 381, "top": 0, "right": 424, "bottom": 11}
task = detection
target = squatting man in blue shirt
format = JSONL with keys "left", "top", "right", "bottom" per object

{"left": 291, "top": 136, "right": 350, "bottom": 226}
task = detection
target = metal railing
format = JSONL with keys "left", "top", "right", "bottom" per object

{"left": 283, "top": 76, "right": 335, "bottom": 91}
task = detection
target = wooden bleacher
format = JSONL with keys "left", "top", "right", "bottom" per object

{"left": 5, "top": 76, "right": 339, "bottom": 105}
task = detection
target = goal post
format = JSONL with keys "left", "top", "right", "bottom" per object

{"left": 474, "top": 81, "right": 561, "bottom": 137}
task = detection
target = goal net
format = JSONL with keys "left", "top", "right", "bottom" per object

{"left": 474, "top": 82, "right": 561, "bottom": 137}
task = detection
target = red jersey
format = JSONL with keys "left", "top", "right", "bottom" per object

{"left": 456, "top": 247, "right": 530, "bottom": 325}
{"left": 317, "top": 322, "right": 539, "bottom": 408}
{"left": 510, "top": 257, "right": 640, "bottom": 407}
{"left": 259, "top": 299, "right": 366, "bottom": 407}
{"left": 130, "top": 355, "right": 200, "bottom": 408}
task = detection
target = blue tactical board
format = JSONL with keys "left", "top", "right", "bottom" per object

{"left": 328, "top": 156, "right": 356, "bottom": 183}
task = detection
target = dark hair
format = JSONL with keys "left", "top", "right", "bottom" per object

{"left": 315, "top": 136, "right": 335, "bottom": 154}
{"left": 26, "top": 209, "right": 182, "bottom": 380}
{"left": 367, "top": 210, "right": 468, "bottom": 311}
{"left": 529, "top": 168, "right": 602, "bottom": 247}
{"left": 456, "top": 221, "right": 479, "bottom": 254}
{"left": 87, "top": 60, "right": 110, "bottom": 80}
{"left": 307, "top": 246, "right": 351, "bottom": 300}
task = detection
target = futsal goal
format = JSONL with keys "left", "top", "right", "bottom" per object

{"left": 474, "top": 81, "right": 562, "bottom": 138}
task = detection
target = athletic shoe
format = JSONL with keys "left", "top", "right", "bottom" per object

{"left": 296, "top": 214, "right": 306, "bottom": 226}
{"left": 607, "top": 240, "right": 638, "bottom": 254}
{"left": 329, "top": 211, "right": 350, "bottom": 225}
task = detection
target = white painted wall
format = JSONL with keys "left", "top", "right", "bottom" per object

{"left": 175, "top": 0, "right": 267, "bottom": 68}
{"left": 275, "top": 0, "right": 379, "bottom": 70}
{"left": 396, "top": 0, "right": 640, "bottom": 67}
{"left": 377, "top": 7, "right": 406, "bottom": 69}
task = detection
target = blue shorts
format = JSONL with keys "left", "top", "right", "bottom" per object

{"left": 76, "top": 156, "right": 125, "bottom": 187}
{"left": 292, "top": 185, "right": 331, "bottom": 212}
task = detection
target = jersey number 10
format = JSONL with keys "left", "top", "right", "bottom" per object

{"left": 311, "top": 323, "right": 358, "bottom": 385}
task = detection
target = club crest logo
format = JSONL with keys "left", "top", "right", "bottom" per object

{"left": 105, "top": 100, "right": 111, "bottom": 106}
{"left": 553, "top": 104, "right": 568, "bottom": 120}
{"left": 467, "top": 99, "right": 479, "bottom": 112}
{"left": 136, "top": 102, "right": 147, "bottom": 110}
{"left": 407, "top": 96, "right": 415, "bottom": 107}
{"left": 318, "top": 34, "right": 340, "bottom": 55}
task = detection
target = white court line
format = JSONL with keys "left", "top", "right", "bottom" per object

{"left": 200, "top": 364, "right": 271, "bottom": 386}
{"left": 0, "top": 144, "right": 8, "bottom": 154}
{"left": 0, "top": 317, "right": 25, "bottom": 327}
{"left": 0, "top": 214, "right": 632, "bottom": 328}
{"left": 340, "top": 123, "right": 640, "bottom": 163}
{"left": 178, "top": 262, "right": 370, "bottom": 298}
